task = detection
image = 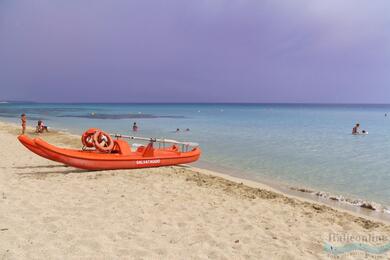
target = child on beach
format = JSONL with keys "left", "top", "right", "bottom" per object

{"left": 35, "top": 120, "right": 49, "bottom": 133}
{"left": 21, "top": 114, "right": 26, "bottom": 134}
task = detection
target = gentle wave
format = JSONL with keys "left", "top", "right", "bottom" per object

{"left": 290, "top": 186, "right": 390, "bottom": 214}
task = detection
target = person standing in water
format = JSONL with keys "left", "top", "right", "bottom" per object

{"left": 21, "top": 114, "right": 26, "bottom": 134}
{"left": 352, "top": 123, "right": 360, "bottom": 135}
{"left": 132, "top": 122, "right": 138, "bottom": 132}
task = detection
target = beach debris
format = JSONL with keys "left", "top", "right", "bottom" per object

{"left": 312, "top": 205, "right": 323, "bottom": 211}
{"left": 290, "top": 187, "right": 313, "bottom": 193}
{"left": 235, "top": 240, "right": 239, "bottom": 243}
{"left": 354, "top": 218, "right": 380, "bottom": 230}
{"left": 360, "top": 203, "right": 376, "bottom": 210}
{"left": 0, "top": 228, "right": 8, "bottom": 231}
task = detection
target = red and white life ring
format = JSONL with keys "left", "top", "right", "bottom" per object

{"left": 93, "top": 130, "right": 114, "bottom": 153}
{"left": 81, "top": 128, "right": 100, "bottom": 148}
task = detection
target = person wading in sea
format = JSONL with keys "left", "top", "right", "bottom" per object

{"left": 352, "top": 123, "right": 360, "bottom": 135}
{"left": 132, "top": 122, "right": 138, "bottom": 132}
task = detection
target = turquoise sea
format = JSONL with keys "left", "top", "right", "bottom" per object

{"left": 1, "top": 103, "right": 390, "bottom": 207}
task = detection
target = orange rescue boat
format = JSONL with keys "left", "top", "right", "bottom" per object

{"left": 18, "top": 129, "right": 201, "bottom": 170}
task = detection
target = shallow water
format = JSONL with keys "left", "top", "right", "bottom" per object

{"left": 2, "top": 103, "right": 390, "bottom": 206}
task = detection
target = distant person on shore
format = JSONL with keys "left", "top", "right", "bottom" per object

{"left": 21, "top": 114, "right": 26, "bottom": 134}
{"left": 185, "top": 128, "right": 190, "bottom": 132}
{"left": 176, "top": 128, "right": 180, "bottom": 132}
{"left": 352, "top": 123, "right": 360, "bottom": 135}
{"left": 36, "top": 120, "right": 49, "bottom": 133}
{"left": 132, "top": 122, "right": 138, "bottom": 132}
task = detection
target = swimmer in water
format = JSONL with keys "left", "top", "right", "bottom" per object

{"left": 352, "top": 123, "right": 360, "bottom": 135}
{"left": 132, "top": 122, "right": 138, "bottom": 132}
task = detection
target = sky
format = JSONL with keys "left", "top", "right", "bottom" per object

{"left": 0, "top": 0, "right": 390, "bottom": 103}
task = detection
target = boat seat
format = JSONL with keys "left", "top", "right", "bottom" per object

{"left": 113, "top": 140, "right": 132, "bottom": 155}
{"left": 141, "top": 143, "right": 154, "bottom": 157}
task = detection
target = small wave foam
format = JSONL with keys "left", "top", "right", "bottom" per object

{"left": 290, "top": 187, "right": 390, "bottom": 214}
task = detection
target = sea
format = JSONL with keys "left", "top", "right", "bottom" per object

{"left": 1, "top": 102, "right": 390, "bottom": 210}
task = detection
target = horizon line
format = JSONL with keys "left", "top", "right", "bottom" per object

{"left": 2, "top": 101, "right": 390, "bottom": 105}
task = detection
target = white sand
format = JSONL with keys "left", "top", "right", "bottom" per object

{"left": 0, "top": 121, "right": 389, "bottom": 259}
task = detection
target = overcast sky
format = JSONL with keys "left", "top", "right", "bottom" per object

{"left": 0, "top": 0, "right": 389, "bottom": 103}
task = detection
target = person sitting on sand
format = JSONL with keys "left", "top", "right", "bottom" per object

{"left": 352, "top": 123, "right": 360, "bottom": 135}
{"left": 132, "top": 122, "right": 138, "bottom": 132}
{"left": 36, "top": 120, "right": 49, "bottom": 133}
{"left": 21, "top": 114, "right": 26, "bottom": 134}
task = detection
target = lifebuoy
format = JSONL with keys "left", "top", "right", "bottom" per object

{"left": 93, "top": 130, "right": 114, "bottom": 153}
{"left": 81, "top": 128, "right": 100, "bottom": 148}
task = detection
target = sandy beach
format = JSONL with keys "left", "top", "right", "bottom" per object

{"left": 1, "top": 121, "right": 390, "bottom": 259}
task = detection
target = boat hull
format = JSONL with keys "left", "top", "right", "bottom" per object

{"left": 18, "top": 135, "right": 201, "bottom": 170}
{"left": 18, "top": 135, "right": 56, "bottom": 161}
